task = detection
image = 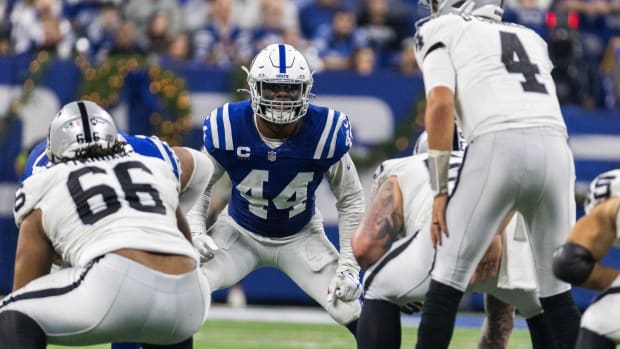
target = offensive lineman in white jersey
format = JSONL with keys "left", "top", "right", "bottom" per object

{"left": 188, "top": 44, "right": 364, "bottom": 335}
{"left": 413, "top": 0, "right": 581, "bottom": 347}
{"left": 0, "top": 101, "right": 211, "bottom": 349}
{"left": 553, "top": 169, "right": 620, "bottom": 348}
{"left": 353, "top": 132, "right": 553, "bottom": 349}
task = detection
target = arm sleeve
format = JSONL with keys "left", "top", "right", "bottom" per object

{"left": 178, "top": 148, "right": 215, "bottom": 214}
{"left": 186, "top": 151, "right": 225, "bottom": 234}
{"left": 325, "top": 152, "right": 365, "bottom": 272}
{"left": 422, "top": 47, "right": 456, "bottom": 95}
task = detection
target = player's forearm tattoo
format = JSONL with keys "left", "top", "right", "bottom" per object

{"left": 364, "top": 179, "right": 404, "bottom": 253}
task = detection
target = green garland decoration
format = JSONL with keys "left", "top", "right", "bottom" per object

{"left": 76, "top": 54, "right": 191, "bottom": 146}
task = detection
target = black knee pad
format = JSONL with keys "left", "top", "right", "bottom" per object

{"left": 576, "top": 327, "right": 615, "bottom": 349}
{"left": 552, "top": 242, "right": 595, "bottom": 285}
{"left": 0, "top": 310, "right": 45, "bottom": 349}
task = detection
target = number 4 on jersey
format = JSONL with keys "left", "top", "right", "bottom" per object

{"left": 500, "top": 31, "right": 548, "bottom": 94}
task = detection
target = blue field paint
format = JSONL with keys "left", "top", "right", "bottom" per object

{"left": 401, "top": 313, "right": 528, "bottom": 329}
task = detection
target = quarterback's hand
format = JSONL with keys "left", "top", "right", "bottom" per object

{"left": 192, "top": 231, "right": 219, "bottom": 263}
{"left": 327, "top": 270, "right": 362, "bottom": 303}
{"left": 431, "top": 194, "right": 449, "bottom": 248}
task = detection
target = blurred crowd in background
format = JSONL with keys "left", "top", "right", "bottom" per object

{"left": 1, "top": 0, "right": 620, "bottom": 111}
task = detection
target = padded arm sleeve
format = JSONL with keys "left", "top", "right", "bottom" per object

{"left": 178, "top": 148, "right": 215, "bottom": 214}
{"left": 325, "top": 153, "right": 365, "bottom": 272}
{"left": 186, "top": 152, "right": 225, "bottom": 234}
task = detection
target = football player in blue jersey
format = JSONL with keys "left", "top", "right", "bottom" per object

{"left": 17, "top": 101, "right": 215, "bottom": 349}
{"left": 188, "top": 43, "right": 365, "bottom": 336}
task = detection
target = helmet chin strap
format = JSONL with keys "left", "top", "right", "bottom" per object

{"left": 255, "top": 114, "right": 301, "bottom": 140}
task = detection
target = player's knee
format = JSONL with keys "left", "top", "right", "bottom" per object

{"left": 552, "top": 242, "right": 595, "bottom": 285}
{"left": 0, "top": 310, "right": 45, "bottom": 349}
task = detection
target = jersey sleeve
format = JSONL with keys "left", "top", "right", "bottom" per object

{"left": 414, "top": 16, "right": 463, "bottom": 94}
{"left": 312, "top": 110, "right": 353, "bottom": 164}
{"left": 413, "top": 15, "right": 462, "bottom": 65}
{"left": 14, "top": 172, "right": 49, "bottom": 227}
{"left": 202, "top": 103, "right": 235, "bottom": 159}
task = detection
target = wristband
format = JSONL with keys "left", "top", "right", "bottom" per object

{"left": 428, "top": 149, "right": 451, "bottom": 196}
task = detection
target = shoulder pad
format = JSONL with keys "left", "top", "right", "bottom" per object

{"left": 311, "top": 109, "right": 352, "bottom": 160}
{"left": 203, "top": 103, "right": 236, "bottom": 153}
{"left": 126, "top": 135, "right": 180, "bottom": 181}
{"left": 20, "top": 140, "right": 49, "bottom": 184}
{"left": 414, "top": 15, "right": 463, "bottom": 63}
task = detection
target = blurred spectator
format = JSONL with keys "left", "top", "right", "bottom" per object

{"left": 548, "top": 9, "right": 601, "bottom": 108}
{"left": 10, "top": 0, "right": 58, "bottom": 54}
{"left": 353, "top": 47, "right": 376, "bottom": 75}
{"left": 236, "top": 0, "right": 299, "bottom": 31}
{"left": 398, "top": 37, "right": 420, "bottom": 75}
{"left": 299, "top": 0, "right": 353, "bottom": 39}
{"left": 109, "top": 20, "right": 144, "bottom": 56}
{"left": 600, "top": 37, "right": 620, "bottom": 108}
{"left": 145, "top": 11, "right": 172, "bottom": 58}
{"left": 192, "top": 0, "right": 252, "bottom": 67}
{"left": 180, "top": 0, "right": 210, "bottom": 32}
{"left": 358, "top": 0, "right": 413, "bottom": 69}
{"left": 84, "top": 1, "right": 122, "bottom": 61}
{"left": 39, "top": 14, "right": 74, "bottom": 58}
{"left": 123, "top": 0, "right": 181, "bottom": 45}
{"left": 282, "top": 27, "right": 324, "bottom": 72}
{"left": 160, "top": 31, "right": 193, "bottom": 66}
{"left": 314, "top": 6, "right": 369, "bottom": 70}
{"left": 503, "top": 0, "right": 549, "bottom": 40}
{"left": 561, "top": 0, "right": 609, "bottom": 63}
{"left": 250, "top": 0, "right": 288, "bottom": 52}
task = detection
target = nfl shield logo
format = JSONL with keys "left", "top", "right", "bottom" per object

{"left": 267, "top": 150, "right": 277, "bottom": 162}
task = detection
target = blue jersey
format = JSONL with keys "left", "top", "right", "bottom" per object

{"left": 20, "top": 131, "right": 179, "bottom": 184}
{"left": 203, "top": 100, "right": 353, "bottom": 238}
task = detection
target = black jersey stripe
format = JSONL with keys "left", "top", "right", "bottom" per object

{"left": 423, "top": 42, "right": 446, "bottom": 60}
{"left": 77, "top": 101, "right": 93, "bottom": 142}
{"left": 0, "top": 256, "right": 103, "bottom": 310}
{"left": 364, "top": 232, "right": 419, "bottom": 292}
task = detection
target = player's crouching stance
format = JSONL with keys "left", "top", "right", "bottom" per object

{"left": 553, "top": 169, "right": 620, "bottom": 349}
{"left": 0, "top": 101, "right": 210, "bottom": 349}
{"left": 352, "top": 133, "right": 553, "bottom": 349}
{"left": 188, "top": 43, "right": 364, "bottom": 335}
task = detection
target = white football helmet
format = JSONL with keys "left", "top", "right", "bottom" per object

{"left": 418, "top": 0, "right": 503, "bottom": 21}
{"left": 584, "top": 169, "right": 620, "bottom": 214}
{"left": 412, "top": 127, "right": 467, "bottom": 155}
{"left": 247, "top": 43, "right": 313, "bottom": 124}
{"left": 47, "top": 100, "right": 118, "bottom": 163}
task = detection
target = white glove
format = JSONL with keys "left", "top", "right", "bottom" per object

{"left": 192, "top": 231, "right": 219, "bottom": 263}
{"left": 327, "top": 269, "right": 362, "bottom": 303}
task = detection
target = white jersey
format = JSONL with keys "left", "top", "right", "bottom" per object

{"left": 14, "top": 152, "right": 198, "bottom": 267}
{"left": 372, "top": 151, "right": 464, "bottom": 236}
{"left": 414, "top": 14, "right": 567, "bottom": 141}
